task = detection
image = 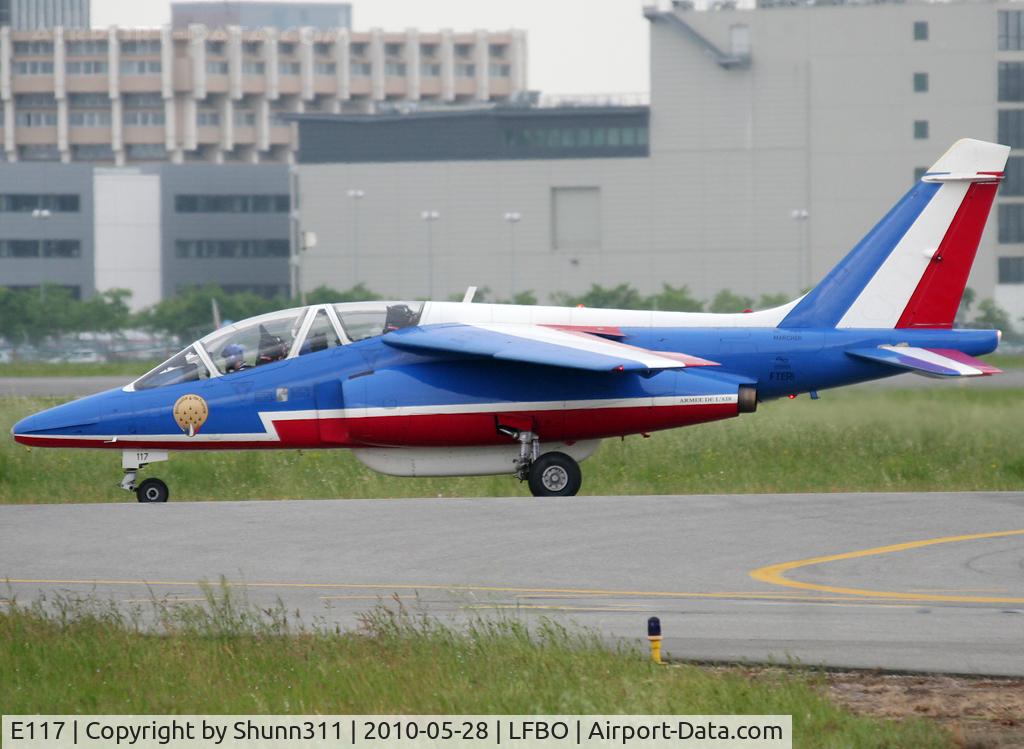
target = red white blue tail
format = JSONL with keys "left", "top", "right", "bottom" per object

{"left": 780, "top": 139, "right": 1008, "bottom": 329}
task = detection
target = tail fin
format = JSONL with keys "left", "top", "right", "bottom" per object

{"left": 779, "top": 138, "right": 1009, "bottom": 329}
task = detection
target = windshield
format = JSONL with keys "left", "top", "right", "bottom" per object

{"left": 133, "top": 345, "right": 213, "bottom": 391}
{"left": 200, "top": 308, "right": 306, "bottom": 374}
{"left": 335, "top": 302, "right": 423, "bottom": 341}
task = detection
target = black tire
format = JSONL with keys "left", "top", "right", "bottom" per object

{"left": 527, "top": 452, "right": 582, "bottom": 497}
{"left": 136, "top": 478, "right": 169, "bottom": 503}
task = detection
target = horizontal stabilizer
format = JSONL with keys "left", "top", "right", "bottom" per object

{"left": 384, "top": 323, "right": 719, "bottom": 373}
{"left": 847, "top": 345, "right": 1001, "bottom": 378}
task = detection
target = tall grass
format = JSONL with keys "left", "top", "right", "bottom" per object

{"left": 2, "top": 388, "right": 1022, "bottom": 503}
{"left": 0, "top": 589, "right": 951, "bottom": 747}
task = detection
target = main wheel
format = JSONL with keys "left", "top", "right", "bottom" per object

{"left": 136, "top": 478, "right": 169, "bottom": 503}
{"left": 528, "top": 452, "right": 582, "bottom": 497}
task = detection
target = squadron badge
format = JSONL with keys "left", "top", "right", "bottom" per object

{"left": 173, "top": 394, "right": 208, "bottom": 437}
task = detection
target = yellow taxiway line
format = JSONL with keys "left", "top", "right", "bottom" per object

{"left": 750, "top": 529, "right": 1024, "bottom": 604}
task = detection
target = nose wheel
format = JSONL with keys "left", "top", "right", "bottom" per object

{"left": 136, "top": 478, "right": 169, "bottom": 503}
{"left": 119, "top": 450, "right": 171, "bottom": 503}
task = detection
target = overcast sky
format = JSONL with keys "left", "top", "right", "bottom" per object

{"left": 92, "top": 0, "right": 651, "bottom": 95}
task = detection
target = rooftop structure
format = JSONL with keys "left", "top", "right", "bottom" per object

{"left": 171, "top": 1, "right": 351, "bottom": 31}
{"left": 0, "top": 0, "right": 89, "bottom": 31}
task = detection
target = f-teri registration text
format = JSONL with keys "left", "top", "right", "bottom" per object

{"left": 2, "top": 715, "right": 791, "bottom": 749}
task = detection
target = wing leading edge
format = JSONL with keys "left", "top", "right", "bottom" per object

{"left": 383, "top": 322, "right": 719, "bottom": 373}
{"left": 847, "top": 345, "right": 1001, "bottom": 377}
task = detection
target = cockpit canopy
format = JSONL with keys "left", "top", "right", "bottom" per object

{"left": 130, "top": 301, "right": 423, "bottom": 391}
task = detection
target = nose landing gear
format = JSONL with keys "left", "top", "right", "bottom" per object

{"left": 120, "top": 450, "right": 170, "bottom": 503}
{"left": 509, "top": 429, "right": 583, "bottom": 497}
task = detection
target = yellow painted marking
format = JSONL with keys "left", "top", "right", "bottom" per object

{"left": 0, "top": 577, "right": 963, "bottom": 606}
{"left": 751, "top": 529, "right": 1024, "bottom": 604}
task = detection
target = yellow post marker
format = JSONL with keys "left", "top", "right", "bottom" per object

{"left": 647, "top": 616, "right": 663, "bottom": 664}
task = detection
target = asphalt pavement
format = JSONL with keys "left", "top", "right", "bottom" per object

{"left": 2, "top": 491, "right": 1023, "bottom": 676}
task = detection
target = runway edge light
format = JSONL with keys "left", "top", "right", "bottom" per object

{"left": 647, "top": 616, "right": 663, "bottom": 664}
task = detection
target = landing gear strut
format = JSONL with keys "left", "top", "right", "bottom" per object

{"left": 510, "top": 430, "right": 582, "bottom": 497}
{"left": 120, "top": 450, "right": 170, "bottom": 503}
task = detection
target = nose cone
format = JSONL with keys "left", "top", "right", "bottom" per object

{"left": 11, "top": 388, "right": 127, "bottom": 446}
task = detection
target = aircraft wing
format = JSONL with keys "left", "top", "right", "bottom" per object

{"left": 847, "top": 345, "right": 1001, "bottom": 377}
{"left": 383, "top": 323, "right": 719, "bottom": 373}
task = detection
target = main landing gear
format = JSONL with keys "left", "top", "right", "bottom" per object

{"left": 510, "top": 430, "right": 582, "bottom": 497}
{"left": 120, "top": 450, "right": 170, "bottom": 503}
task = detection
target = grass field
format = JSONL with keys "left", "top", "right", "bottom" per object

{"left": 2, "top": 388, "right": 1022, "bottom": 503}
{"left": 0, "top": 592, "right": 950, "bottom": 748}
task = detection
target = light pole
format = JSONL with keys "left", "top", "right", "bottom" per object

{"left": 503, "top": 211, "right": 522, "bottom": 300}
{"left": 32, "top": 208, "right": 51, "bottom": 300}
{"left": 346, "top": 188, "right": 365, "bottom": 287}
{"left": 790, "top": 208, "right": 810, "bottom": 292}
{"left": 420, "top": 209, "right": 440, "bottom": 299}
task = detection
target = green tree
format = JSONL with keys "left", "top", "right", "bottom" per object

{"left": 138, "top": 285, "right": 280, "bottom": 342}
{"left": 72, "top": 288, "right": 133, "bottom": 333}
{"left": 551, "top": 283, "right": 646, "bottom": 310}
{"left": 709, "top": 289, "right": 755, "bottom": 314}
{"left": 304, "top": 283, "right": 382, "bottom": 305}
{"left": 647, "top": 283, "right": 704, "bottom": 312}
{"left": 970, "top": 298, "right": 1015, "bottom": 337}
{"left": 756, "top": 292, "right": 790, "bottom": 309}
{"left": 955, "top": 286, "right": 976, "bottom": 325}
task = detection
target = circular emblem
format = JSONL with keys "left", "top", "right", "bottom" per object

{"left": 173, "top": 394, "right": 209, "bottom": 436}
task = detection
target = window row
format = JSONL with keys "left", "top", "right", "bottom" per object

{"left": 174, "top": 194, "right": 290, "bottom": 213}
{"left": 0, "top": 194, "right": 79, "bottom": 213}
{"left": 0, "top": 240, "right": 81, "bottom": 258}
{"left": 999, "top": 203, "right": 1024, "bottom": 244}
{"left": 174, "top": 239, "right": 290, "bottom": 259}
{"left": 999, "top": 62, "right": 1024, "bottom": 103}
{"left": 998, "top": 110, "right": 1024, "bottom": 150}
{"left": 1000, "top": 10, "right": 1024, "bottom": 51}
{"left": 502, "top": 126, "right": 649, "bottom": 150}
{"left": 999, "top": 256, "right": 1024, "bottom": 283}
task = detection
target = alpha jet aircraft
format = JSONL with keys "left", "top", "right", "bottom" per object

{"left": 11, "top": 139, "right": 1007, "bottom": 500}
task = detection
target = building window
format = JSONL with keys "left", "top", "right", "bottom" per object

{"left": 999, "top": 11, "right": 1024, "bottom": 51}
{"left": 489, "top": 44, "right": 507, "bottom": 59}
{"left": 278, "top": 42, "right": 296, "bottom": 55}
{"left": 1004, "top": 157, "right": 1024, "bottom": 196}
{"left": 552, "top": 187, "right": 601, "bottom": 250}
{"left": 13, "top": 41, "right": 54, "bottom": 55}
{"left": 314, "top": 42, "right": 332, "bottom": 57}
{"left": 315, "top": 62, "right": 336, "bottom": 75}
{"left": 206, "top": 61, "right": 229, "bottom": 75}
{"left": 14, "top": 61, "right": 54, "bottom": 75}
{"left": 913, "top": 72, "right": 928, "bottom": 93}
{"left": 913, "top": 120, "right": 929, "bottom": 139}
{"left": 999, "top": 62, "right": 1024, "bottom": 102}
{"left": 279, "top": 61, "right": 301, "bottom": 75}
{"left": 197, "top": 111, "right": 220, "bottom": 127}
{"left": 350, "top": 42, "right": 367, "bottom": 56}
{"left": 66, "top": 60, "right": 108, "bottom": 74}
{"left": 384, "top": 43, "right": 403, "bottom": 56}
{"left": 69, "top": 110, "right": 111, "bottom": 126}
{"left": 489, "top": 63, "right": 511, "bottom": 77}
{"left": 455, "top": 63, "right": 476, "bottom": 77}
{"left": 913, "top": 21, "right": 928, "bottom": 41}
{"left": 174, "top": 194, "right": 290, "bottom": 213}
{"left": 913, "top": 166, "right": 928, "bottom": 183}
{"left": 243, "top": 41, "right": 262, "bottom": 56}
{"left": 0, "top": 194, "right": 79, "bottom": 212}
{"left": 126, "top": 143, "right": 168, "bottom": 161}
{"left": 455, "top": 43, "right": 473, "bottom": 59}
{"left": 0, "top": 240, "right": 80, "bottom": 258}
{"left": 174, "top": 239, "right": 290, "bottom": 258}
{"left": 205, "top": 40, "right": 225, "bottom": 55}
{"left": 123, "top": 93, "right": 163, "bottom": 108}
{"left": 15, "top": 111, "right": 58, "bottom": 127}
{"left": 351, "top": 61, "right": 371, "bottom": 76}
{"left": 242, "top": 61, "right": 265, "bottom": 74}
{"left": 999, "top": 110, "right": 1024, "bottom": 149}
{"left": 384, "top": 62, "right": 406, "bottom": 76}
{"left": 66, "top": 40, "right": 108, "bottom": 56}
{"left": 420, "top": 43, "right": 438, "bottom": 57}
{"left": 119, "top": 59, "right": 161, "bottom": 75}
{"left": 999, "top": 256, "right": 1024, "bottom": 283}
{"left": 120, "top": 39, "right": 160, "bottom": 55}
{"left": 420, "top": 63, "right": 441, "bottom": 77}
{"left": 233, "top": 110, "right": 256, "bottom": 126}
{"left": 999, "top": 204, "right": 1024, "bottom": 243}
{"left": 123, "top": 110, "right": 165, "bottom": 126}
{"left": 71, "top": 144, "right": 114, "bottom": 161}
